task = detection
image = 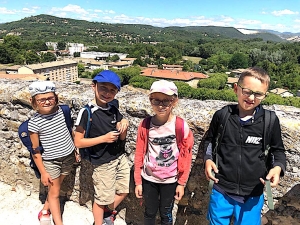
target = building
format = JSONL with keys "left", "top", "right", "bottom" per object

{"left": 162, "top": 64, "right": 183, "bottom": 71}
{"left": 6, "top": 59, "right": 78, "bottom": 83}
{"left": 141, "top": 68, "right": 208, "bottom": 88}
{"left": 230, "top": 69, "right": 246, "bottom": 77}
{"left": 227, "top": 77, "right": 239, "bottom": 87}
{"left": 0, "top": 73, "right": 47, "bottom": 81}
{"left": 270, "top": 88, "right": 294, "bottom": 97}
{"left": 80, "top": 51, "right": 128, "bottom": 60}
{"left": 68, "top": 43, "right": 85, "bottom": 56}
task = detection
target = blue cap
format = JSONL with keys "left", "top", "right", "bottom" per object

{"left": 93, "top": 70, "right": 121, "bottom": 91}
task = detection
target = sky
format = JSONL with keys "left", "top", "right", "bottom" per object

{"left": 1, "top": 0, "right": 300, "bottom": 33}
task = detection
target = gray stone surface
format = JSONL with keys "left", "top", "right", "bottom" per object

{"left": 0, "top": 79, "right": 300, "bottom": 224}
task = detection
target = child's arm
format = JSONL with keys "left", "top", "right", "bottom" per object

{"left": 74, "top": 125, "right": 119, "bottom": 148}
{"left": 29, "top": 132, "right": 53, "bottom": 186}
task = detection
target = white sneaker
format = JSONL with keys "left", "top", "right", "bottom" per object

{"left": 38, "top": 209, "right": 51, "bottom": 225}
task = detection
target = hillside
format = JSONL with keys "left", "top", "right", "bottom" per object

{"left": 0, "top": 14, "right": 285, "bottom": 44}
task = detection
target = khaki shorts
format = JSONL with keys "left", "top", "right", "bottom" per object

{"left": 92, "top": 154, "right": 130, "bottom": 206}
{"left": 43, "top": 152, "right": 75, "bottom": 180}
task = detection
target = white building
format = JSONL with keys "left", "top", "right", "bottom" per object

{"left": 80, "top": 52, "right": 128, "bottom": 60}
{"left": 68, "top": 43, "right": 85, "bottom": 56}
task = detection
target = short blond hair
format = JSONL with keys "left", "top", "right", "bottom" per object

{"left": 238, "top": 67, "right": 270, "bottom": 88}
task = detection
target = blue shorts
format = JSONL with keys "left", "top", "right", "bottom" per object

{"left": 207, "top": 188, "right": 264, "bottom": 225}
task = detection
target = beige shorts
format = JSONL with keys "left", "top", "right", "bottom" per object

{"left": 92, "top": 154, "right": 130, "bottom": 206}
{"left": 43, "top": 152, "right": 75, "bottom": 180}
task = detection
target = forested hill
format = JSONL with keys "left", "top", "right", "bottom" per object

{"left": 0, "top": 14, "right": 285, "bottom": 44}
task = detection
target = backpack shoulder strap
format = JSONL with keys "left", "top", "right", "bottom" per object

{"left": 60, "top": 105, "right": 73, "bottom": 137}
{"left": 175, "top": 116, "right": 184, "bottom": 148}
{"left": 208, "top": 105, "right": 232, "bottom": 193}
{"left": 263, "top": 109, "right": 276, "bottom": 158}
{"left": 263, "top": 109, "right": 276, "bottom": 210}
{"left": 213, "top": 105, "right": 232, "bottom": 157}
{"left": 83, "top": 104, "right": 92, "bottom": 138}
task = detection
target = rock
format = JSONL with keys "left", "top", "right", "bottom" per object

{"left": 0, "top": 79, "right": 300, "bottom": 224}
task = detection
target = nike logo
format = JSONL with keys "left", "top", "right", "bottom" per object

{"left": 245, "top": 136, "right": 262, "bottom": 144}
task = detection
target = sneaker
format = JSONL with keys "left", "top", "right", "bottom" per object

{"left": 38, "top": 209, "right": 51, "bottom": 225}
{"left": 103, "top": 207, "right": 117, "bottom": 225}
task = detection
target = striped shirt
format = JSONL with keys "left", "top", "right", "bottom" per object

{"left": 28, "top": 106, "right": 75, "bottom": 160}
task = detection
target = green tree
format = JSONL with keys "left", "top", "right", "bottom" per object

{"left": 41, "top": 52, "right": 56, "bottom": 62}
{"left": 0, "top": 45, "right": 13, "bottom": 64}
{"left": 25, "top": 51, "right": 40, "bottom": 64}
{"left": 77, "top": 63, "right": 85, "bottom": 77}
{"left": 228, "top": 53, "right": 249, "bottom": 69}
{"left": 57, "top": 42, "right": 66, "bottom": 50}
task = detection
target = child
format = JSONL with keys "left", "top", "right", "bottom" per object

{"left": 204, "top": 67, "right": 286, "bottom": 225}
{"left": 28, "top": 81, "right": 78, "bottom": 225}
{"left": 134, "top": 80, "right": 194, "bottom": 225}
{"left": 74, "top": 70, "right": 130, "bottom": 225}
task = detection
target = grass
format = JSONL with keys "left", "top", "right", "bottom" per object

{"left": 182, "top": 56, "right": 202, "bottom": 64}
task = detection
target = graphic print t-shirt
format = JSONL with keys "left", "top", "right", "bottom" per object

{"left": 141, "top": 116, "right": 189, "bottom": 184}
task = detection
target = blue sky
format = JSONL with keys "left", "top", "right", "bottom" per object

{"left": 1, "top": 0, "right": 300, "bottom": 33}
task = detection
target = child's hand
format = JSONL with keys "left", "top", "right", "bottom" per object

{"left": 104, "top": 131, "right": 120, "bottom": 143}
{"left": 41, "top": 172, "right": 53, "bottom": 186}
{"left": 116, "top": 119, "right": 129, "bottom": 134}
{"left": 175, "top": 185, "right": 185, "bottom": 201}
{"left": 205, "top": 159, "right": 219, "bottom": 183}
{"left": 74, "top": 150, "right": 81, "bottom": 163}
{"left": 135, "top": 185, "right": 143, "bottom": 198}
{"left": 260, "top": 166, "right": 281, "bottom": 187}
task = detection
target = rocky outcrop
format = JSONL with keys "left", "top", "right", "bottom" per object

{"left": 0, "top": 79, "right": 300, "bottom": 224}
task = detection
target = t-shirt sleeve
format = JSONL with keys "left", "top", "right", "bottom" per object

{"left": 74, "top": 108, "right": 88, "bottom": 130}
{"left": 28, "top": 117, "right": 39, "bottom": 133}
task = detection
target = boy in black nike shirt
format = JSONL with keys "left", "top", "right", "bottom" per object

{"left": 204, "top": 67, "right": 286, "bottom": 225}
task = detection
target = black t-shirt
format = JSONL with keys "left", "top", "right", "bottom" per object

{"left": 77, "top": 102, "right": 124, "bottom": 165}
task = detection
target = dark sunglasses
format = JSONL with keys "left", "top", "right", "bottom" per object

{"left": 150, "top": 98, "right": 174, "bottom": 107}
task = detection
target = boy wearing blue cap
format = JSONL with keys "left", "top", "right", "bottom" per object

{"left": 74, "top": 70, "right": 130, "bottom": 225}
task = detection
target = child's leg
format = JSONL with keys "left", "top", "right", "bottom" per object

{"left": 112, "top": 154, "right": 130, "bottom": 209}
{"left": 233, "top": 194, "right": 264, "bottom": 225}
{"left": 143, "top": 179, "right": 159, "bottom": 225}
{"left": 48, "top": 175, "right": 66, "bottom": 225}
{"left": 92, "top": 203, "right": 105, "bottom": 225}
{"left": 158, "top": 182, "right": 177, "bottom": 225}
{"left": 207, "top": 188, "right": 234, "bottom": 225}
{"left": 92, "top": 158, "right": 120, "bottom": 225}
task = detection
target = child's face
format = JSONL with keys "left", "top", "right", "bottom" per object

{"left": 234, "top": 76, "right": 268, "bottom": 113}
{"left": 149, "top": 92, "right": 177, "bottom": 117}
{"left": 33, "top": 92, "right": 57, "bottom": 114}
{"left": 92, "top": 82, "right": 118, "bottom": 107}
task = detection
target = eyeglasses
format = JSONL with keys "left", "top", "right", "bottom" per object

{"left": 150, "top": 98, "right": 174, "bottom": 107}
{"left": 36, "top": 96, "right": 56, "bottom": 104}
{"left": 238, "top": 83, "right": 266, "bottom": 100}
{"left": 97, "top": 85, "right": 118, "bottom": 95}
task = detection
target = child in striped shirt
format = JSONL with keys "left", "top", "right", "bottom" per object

{"left": 28, "top": 81, "right": 78, "bottom": 225}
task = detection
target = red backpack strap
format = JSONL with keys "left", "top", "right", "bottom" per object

{"left": 175, "top": 116, "right": 184, "bottom": 148}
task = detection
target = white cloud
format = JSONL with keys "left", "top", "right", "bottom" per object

{"left": 51, "top": 4, "right": 88, "bottom": 15}
{"left": 0, "top": 7, "right": 16, "bottom": 14}
{"left": 272, "top": 9, "right": 299, "bottom": 16}
{"left": 22, "top": 7, "right": 37, "bottom": 14}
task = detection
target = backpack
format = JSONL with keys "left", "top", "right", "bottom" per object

{"left": 79, "top": 99, "right": 120, "bottom": 161}
{"left": 18, "top": 105, "right": 73, "bottom": 179}
{"left": 208, "top": 105, "right": 276, "bottom": 209}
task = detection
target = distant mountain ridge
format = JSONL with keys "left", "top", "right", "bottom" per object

{"left": 0, "top": 14, "right": 289, "bottom": 44}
